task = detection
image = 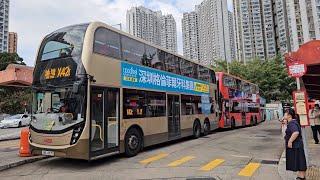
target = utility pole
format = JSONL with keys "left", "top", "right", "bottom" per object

{"left": 227, "top": 61, "right": 230, "bottom": 74}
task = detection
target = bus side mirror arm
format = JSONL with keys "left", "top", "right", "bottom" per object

{"left": 88, "top": 75, "right": 96, "bottom": 83}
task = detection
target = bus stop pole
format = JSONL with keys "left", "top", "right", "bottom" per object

{"left": 296, "top": 77, "right": 309, "bottom": 166}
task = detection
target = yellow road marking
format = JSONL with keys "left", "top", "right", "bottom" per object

{"left": 168, "top": 156, "right": 195, "bottom": 167}
{"left": 140, "top": 153, "right": 168, "bottom": 164}
{"left": 200, "top": 159, "right": 225, "bottom": 171}
{"left": 238, "top": 163, "right": 261, "bottom": 177}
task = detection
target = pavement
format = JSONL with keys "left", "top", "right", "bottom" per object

{"left": 278, "top": 126, "right": 320, "bottom": 180}
{"left": 0, "top": 135, "right": 48, "bottom": 172}
{"left": 0, "top": 127, "right": 23, "bottom": 141}
{"left": 0, "top": 120, "right": 318, "bottom": 179}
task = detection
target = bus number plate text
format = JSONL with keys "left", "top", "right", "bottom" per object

{"left": 42, "top": 150, "right": 54, "bottom": 156}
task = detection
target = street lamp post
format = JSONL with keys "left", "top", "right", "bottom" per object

{"left": 112, "top": 23, "right": 122, "bottom": 31}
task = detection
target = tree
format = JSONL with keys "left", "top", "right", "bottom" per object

{"left": 0, "top": 52, "right": 25, "bottom": 71}
{"left": 0, "top": 53, "right": 30, "bottom": 114}
{"left": 213, "top": 55, "right": 296, "bottom": 102}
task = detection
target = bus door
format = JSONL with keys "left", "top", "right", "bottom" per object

{"left": 167, "top": 94, "right": 181, "bottom": 139}
{"left": 224, "top": 100, "right": 231, "bottom": 127}
{"left": 241, "top": 101, "right": 246, "bottom": 126}
{"left": 90, "top": 87, "right": 119, "bottom": 158}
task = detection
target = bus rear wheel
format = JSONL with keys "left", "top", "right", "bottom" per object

{"left": 250, "top": 116, "right": 254, "bottom": 126}
{"left": 203, "top": 120, "right": 210, "bottom": 136}
{"left": 231, "top": 118, "right": 235, "bottom": 129}
{"left": 193, "top": 121, "right": 201, "bottom": 139}
{"left": 125, "top": 128, "right": 142, "bottom": 157}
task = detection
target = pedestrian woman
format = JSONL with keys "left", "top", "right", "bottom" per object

{"left": 284, "top": 108, "right": 307, "bottom": 180}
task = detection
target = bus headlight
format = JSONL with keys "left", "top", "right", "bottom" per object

{"left": 70, "top": 123, "right": 84, "bottom": 145}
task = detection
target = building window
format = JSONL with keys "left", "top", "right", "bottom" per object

{"left": 93, "top": 28, "right": 121, "bottom": 59}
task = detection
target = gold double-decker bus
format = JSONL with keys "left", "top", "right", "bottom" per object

{"left": 30, "top": 22, "right": 219, "bottom": 160}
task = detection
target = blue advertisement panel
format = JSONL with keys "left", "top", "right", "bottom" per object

{"left": 121, "top": 62, "right": 209, "bottom": 95}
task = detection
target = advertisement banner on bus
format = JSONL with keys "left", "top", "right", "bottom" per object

{"left": 121, "top": 62, "right": 210, "bottom": 95}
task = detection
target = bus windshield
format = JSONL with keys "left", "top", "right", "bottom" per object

{"left": 39, "top": 24, "right": 88, "bottom": 61}
{"left": 31, "top": 86, "right": 85, "bottom": 131}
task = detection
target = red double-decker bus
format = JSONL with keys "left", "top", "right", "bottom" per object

{"left": 216, "top": 72, "right": 262, "bottom": 129}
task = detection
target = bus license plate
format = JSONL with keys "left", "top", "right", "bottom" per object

{"left": 42, "top": 150, "right": 54, "bottom": 156}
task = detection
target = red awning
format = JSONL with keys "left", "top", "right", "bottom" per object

{"left": 285, "top": 40, "right": 320, "bottom": 99}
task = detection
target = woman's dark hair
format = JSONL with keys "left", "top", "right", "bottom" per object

{"left": 285, "top": 108, "right": 296, "bottom": 119}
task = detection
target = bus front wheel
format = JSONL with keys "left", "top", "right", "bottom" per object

{"left": 125, "top": 128, "right": 142, "bottom": 157}
{"left": 193, "top": 121, "right": 201, "bottom": 139}
{"left": 203, "top": 120, "right": 210, "bottom": 136}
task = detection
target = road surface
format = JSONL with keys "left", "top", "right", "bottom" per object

{"left": 0, "top": 120, "right": 284, "bottom": 180}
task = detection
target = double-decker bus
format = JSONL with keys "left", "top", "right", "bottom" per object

{"left": 216, "top": 72, "right": 261, "bottom": 129}
{"left": 29, "top": 22, "right": 219, "bottom": 160}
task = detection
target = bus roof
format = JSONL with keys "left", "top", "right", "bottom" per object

{"left": 216, "top": 72, "right": 258, "bottom": 87}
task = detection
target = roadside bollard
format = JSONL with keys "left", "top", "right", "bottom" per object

{"left": 19, "top": 128, "right": 31, "bottom": 157}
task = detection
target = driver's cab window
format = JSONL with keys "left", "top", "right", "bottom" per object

{"left": 41, "top": 41, "right": 73, "bottom": 61}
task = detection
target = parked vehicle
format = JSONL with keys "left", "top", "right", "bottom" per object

{"left": 0, "top": 114, "right": 10, "bottom": 121}
{"left": 0, "top": 114, "right": 31, "bottom": 128}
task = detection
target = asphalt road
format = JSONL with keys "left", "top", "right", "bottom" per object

{"left": 0, "top": 120, "right": 284, "bottom": 180}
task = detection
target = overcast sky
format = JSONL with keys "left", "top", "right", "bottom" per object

{"left": 9, "top": 0, "right": 233, "bottom": 66}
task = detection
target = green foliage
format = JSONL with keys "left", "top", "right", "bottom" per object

{"left": 0, "top": 53, "right": 30, "bottom": 114}
{"left": 213, "top": 55, "right": 296, "bottom": 102}
{"left": 0, "top": 52, "right": 25, "bottom": 71}
{"left": 0, "top": 87, "right": 32, "bottom": 114}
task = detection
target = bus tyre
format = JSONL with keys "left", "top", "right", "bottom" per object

{"left": 231, "top": 118, "right": 235, "bottom": 129}
{"left": 255, "top": 116, "right": 258, "bottom": 125}
{"left": 203, "top": 121, "right": 210, "bottom": 136}
{"left": 250, "top": 117, "right": 254, "bottom": 126}
{"left": 193, "top": 121, "right": 201, "bottom": 139}
{"left": 125, "top": 128, "right": 142, "bottom": 157}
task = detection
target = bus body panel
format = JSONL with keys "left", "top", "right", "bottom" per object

{"left": 30, "top": 22, "right": 220, "bottom": 160}
{"left": 216, "top": 72, "right": 261, "bottom": 128}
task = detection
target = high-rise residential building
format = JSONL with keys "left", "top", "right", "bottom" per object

{"left": 197, "top": 0, "right": 231, "bottom": 65}
{"left": 126, "top": 6, "right": 162, "bottom": 46}
{"left": 8, "top": 32, "right": 17, "bottom": 53}
{"left": 0, "top": 0, "right": 9, "bottom": 53}
{"left": 273, "top": 0, "right": 291, "bottom": 54}
{"left": 233, "top": 0, "right": 277, "bottom": 62}
{"left": 228, "top": 11, "right": 236, "bottom": 61}
{"left": 182, "top": 11, "right": 200, "bottom": 62}
{"left": 160, "top": 15, "right": 177, "bottom": 53}
{"left": 286, "top": 0, "right": 320, "bottom": 51}
{"left": 126, "top": 6, "right": 177, "bottom": 53}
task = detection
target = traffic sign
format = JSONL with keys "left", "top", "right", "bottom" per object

{"left": 288, "top": 63, "right": 307, "bottom": 78}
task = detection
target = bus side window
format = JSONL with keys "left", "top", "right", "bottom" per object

{"left": 93, "top": 28, "right": 121, "bottom": 59}
{"left": 121, "top": 36, "right": 145, "bottom": 65}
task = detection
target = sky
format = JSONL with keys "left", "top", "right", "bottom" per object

{"left": 9, "top": 0, "right": 233, "bottom": 66}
